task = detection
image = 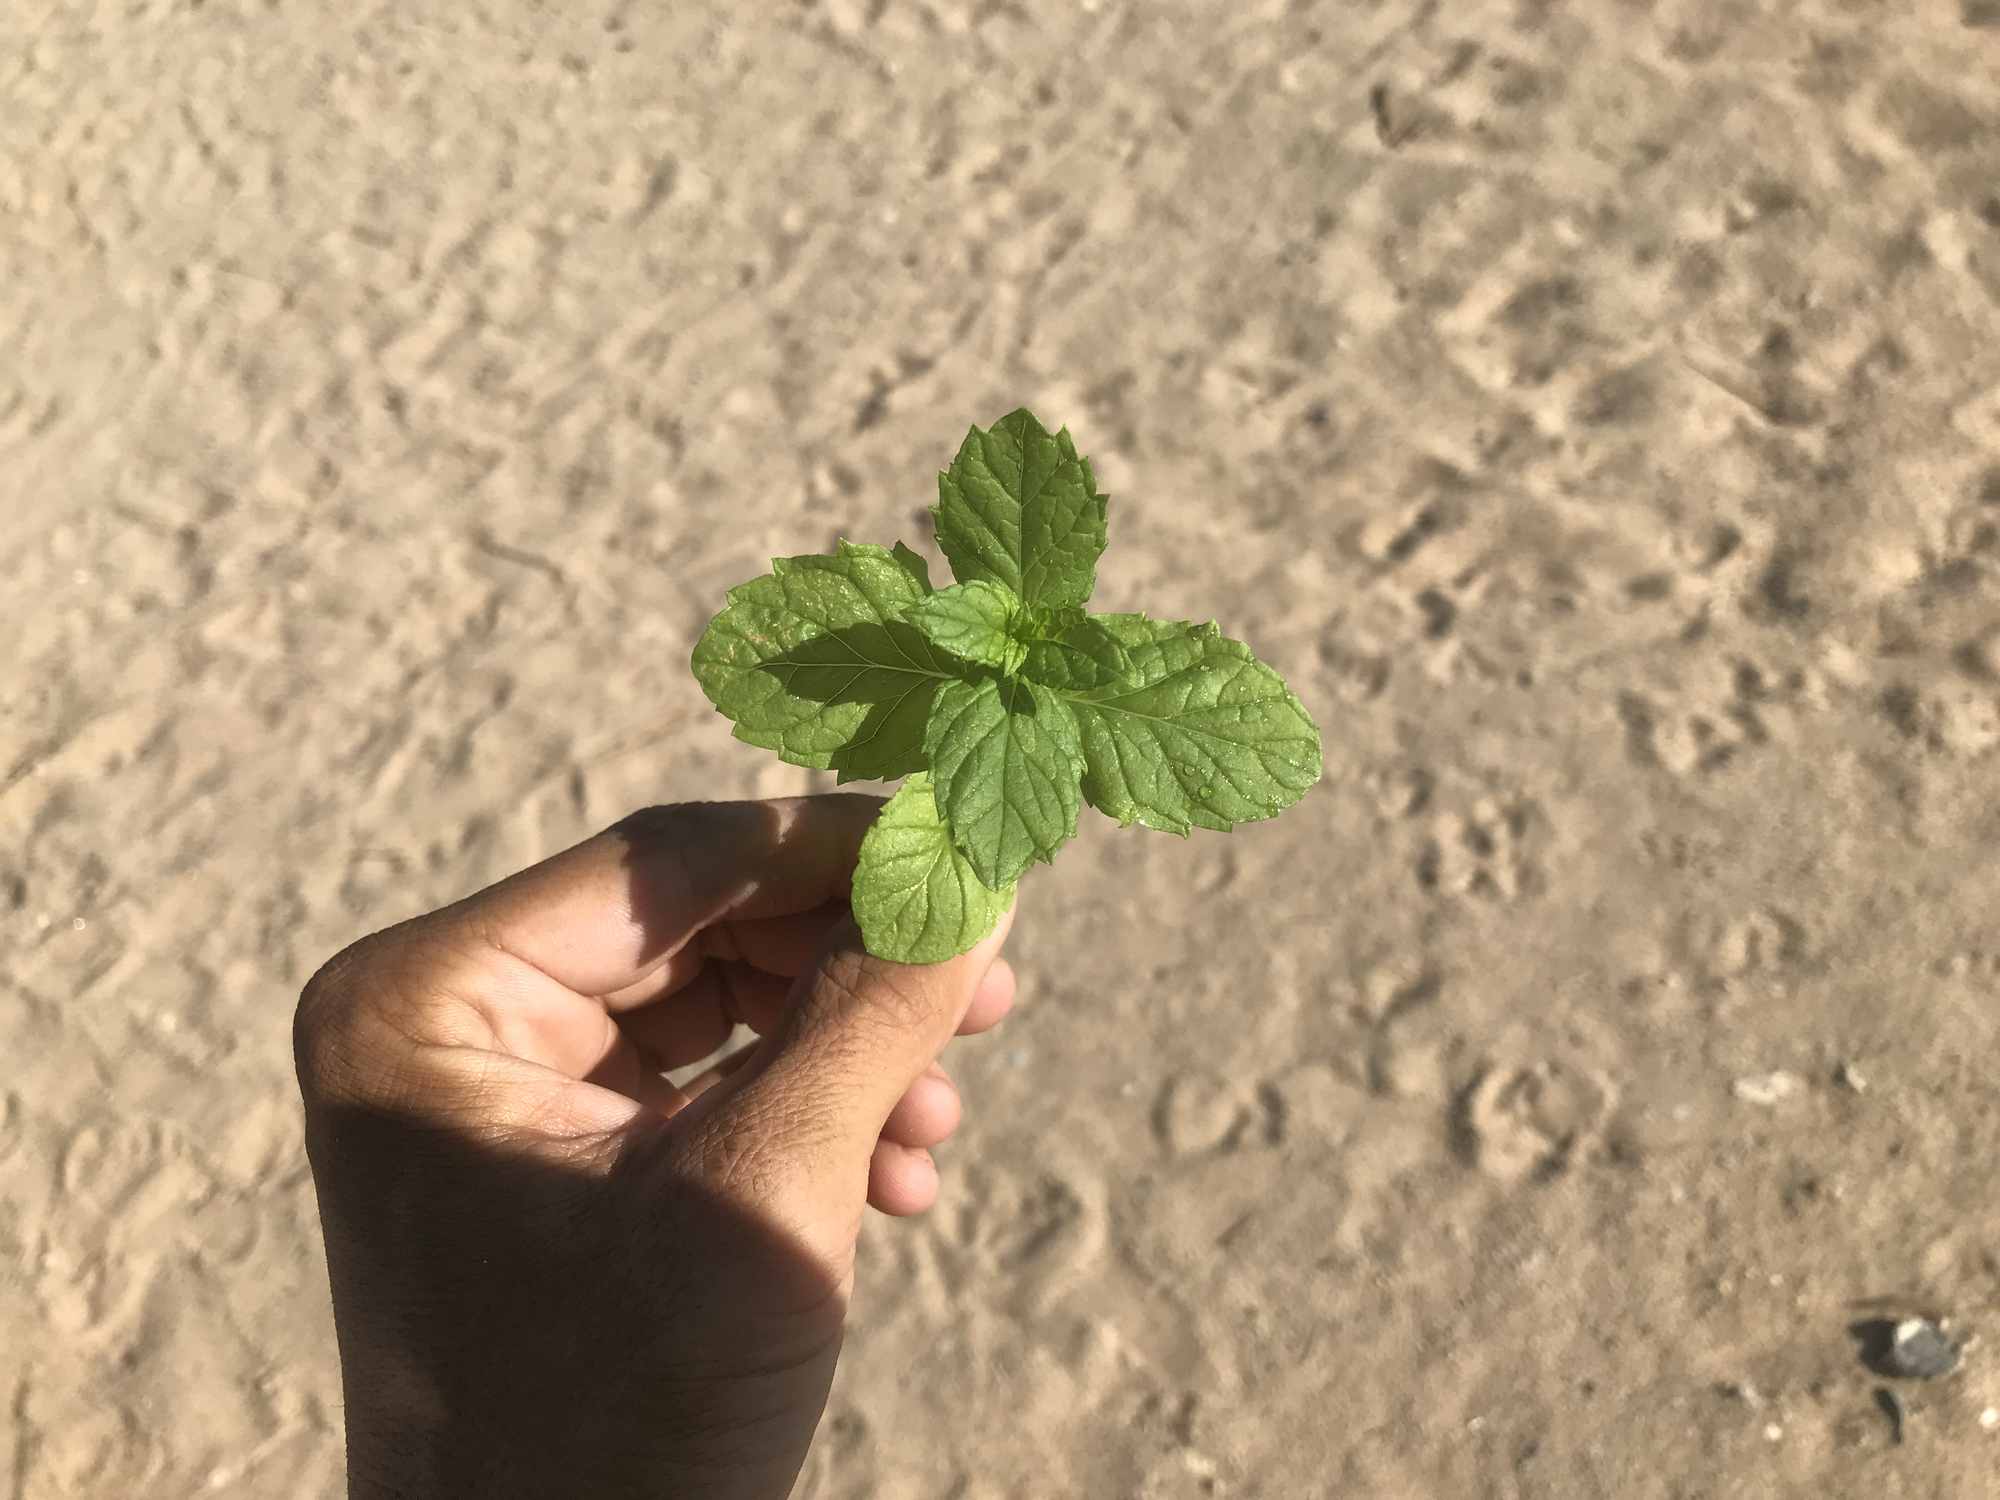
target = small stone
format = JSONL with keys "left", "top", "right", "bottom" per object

{"left": 1979, "top": 1406, "right": 1998, "bottom": 1431}
{"left": 1834, "top": 1061, "right": 1867, "bottom": 1093}
{"left": 1886, "top": 1318, "right": 1961, "bottom": 1379}
{"left": 1733, "top": 1070, "right": 1803, "bottom": 1106}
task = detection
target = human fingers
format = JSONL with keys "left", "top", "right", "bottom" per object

{"left": 672, "top": 1035, "right": 761, "bottom": 1104}
{"left": 761, "top": 904, "right": 1011, "bottom": 1146}
{"left": 597, "top": 900, "right": 853, "bottom": 1012}
{"left": 867, "top": 1143, "right": 939, "bottom": 1217}
{"left": 681, "top": 905, "right": 1013, "bottom": 1251}
{"left": 671, "top": 1046, "right": 963, "bottom": 1154}
{"left": 616, "top": 951, "right": 1015, "bottom": 1072}
{"left": 614, "top": 962, "right": 788, "bottom": 1072}
{"left": 425, "top": 795, "right": 882, "bottom": 1000}
{"left": 958, "top": 959, "right": 1017, "bottom": 1035}
{"left": 880, "top": 1064, "right": 961, "bottom": 1150}
{"left": 295, "top": 798, "right": 876, "bottom": 1136}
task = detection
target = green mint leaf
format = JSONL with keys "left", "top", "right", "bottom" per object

{"left": 1021, "top": 604, "right": 1086, "bottom": 633}
{"left": 817, "top": 644, "right": 950, "bottom": 783}
{"left": 852, "top": 772, "right": 1014, "bottom": 964}
{"left": 691, "top": 541, "right": 954, "bottom": 776}
{"left": 907, "top": 580, "right": 1027, "bottom": 674}
{"left": 1017, "top": 613, "right": 1141, "bottom": 694}
{"left": 923, "top": 675, "right": 1085, "bottom": 888}
{"left": 890, "top": 541, "right": 935, "bottom": 595}
{"left": 1056, "top": 615, "right": 1322, "bottom": 835}
{"left": 764, "top": 622, "right": 959, "bottom": 783}
{"left": 932, "top": 408, "right": 1107, "bottom": 611}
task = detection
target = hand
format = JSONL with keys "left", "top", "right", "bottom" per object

{"left": 293, "top": 795, "right": 1016, "bottom": 1500}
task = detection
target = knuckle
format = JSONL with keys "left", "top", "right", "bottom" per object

{"left": 611, "top": 801, "right": 734, "bottom": 872}
{"left": 803, "top": 949, "right": 869, "bottom": 1019}
{"left": 292, "top": 936, "right": 382, "bottom": 1100}
{"left": 678, "top": 1099, "right": 802, "bottom": 1206}
{"left": 610, "top": 800, "right": 730, "bottom": 917}
{"left": 802, "top": 949, "right": 944, "bottom": 1042}
{"left": 609, "top": 800, "right": 706, "bottom": 846}
{"left": 292, "top": 923, "right": 454, "bottom": 1111}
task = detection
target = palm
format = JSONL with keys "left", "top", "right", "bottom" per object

{"left": 401, "top": 799, "right": 1014, "bottom": 1217}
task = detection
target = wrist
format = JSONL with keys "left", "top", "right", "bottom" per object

{"left": 338, "top": 1365, "right": 801, "bottom": 1500}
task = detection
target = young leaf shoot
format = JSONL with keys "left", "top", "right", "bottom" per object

{"left": 693, "top": 409, "right": 1323, "bottom": 963}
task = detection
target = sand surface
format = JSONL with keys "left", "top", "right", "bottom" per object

{"left": 7, "top": 1, "right": 2000, "bottom": 1495}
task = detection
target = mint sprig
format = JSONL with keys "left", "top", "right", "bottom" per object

{"left": 692, "top": 408, "right": 1324, "bottom": 963}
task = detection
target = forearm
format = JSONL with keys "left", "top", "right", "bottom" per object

{"left": 335, "top": 1335, "right": 817, "bottom": 1500}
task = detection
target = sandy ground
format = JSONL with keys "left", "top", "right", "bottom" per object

{"left": 7, "top": 1, "right": 2000, "bottom": 1495}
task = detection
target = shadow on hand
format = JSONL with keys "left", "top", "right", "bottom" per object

{"left": 296, "top": 791, "right": 949, "bottom": 1499}
{"left": 303, "top": 1095, "right": 846, "bottom": 1500}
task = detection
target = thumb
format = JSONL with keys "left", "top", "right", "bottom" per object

{"left": 702, "top": 904, "right": 1014, "bottom": 1225}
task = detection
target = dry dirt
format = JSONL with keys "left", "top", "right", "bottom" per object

{"left": 7, "top": 1, "right": 2000, "bottom": 1496}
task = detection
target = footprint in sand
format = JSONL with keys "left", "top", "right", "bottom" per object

{"left": 1152, "top": 1070, "right": 1254, "bottom": 1157}
{"left": 936, "top": 1156, "right": 1108, "bottom": 1316}
{"left": 1455, "top": 1055, "right": 1617, "bottom": 1186}
{"left": 1415, "top": 794, "right": 1547, "bottom": 902}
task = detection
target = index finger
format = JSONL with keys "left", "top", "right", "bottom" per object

{"left": 432, "top": 794, "right": 884, "bottom": 998}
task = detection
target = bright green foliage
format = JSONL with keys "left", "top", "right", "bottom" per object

{"left": 933, "top": 409, "right": 1106, "bottom": 612}
{"left": 924, "top": 676, "right": 1084, "bottom": 889}
{"left": 689, "top": 541, "right": 956, "bottom": 783}
{"left": 692, "top": 409, "right": 1324, "bottom": 963}
{"left": 889, "top": 541, "right": 935, "bottom": 595}
{"left": 1063, "top": 615, "right": 1322, "bottom": 835}
{"left": 1016, "top": 612, "right": 1139, "bottom": 695}
{"left": 850, "top": 774, "right": 1015, "bottom": 964}
{"left": 908, "top": 581, "right": 1027, "bottom": 675}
